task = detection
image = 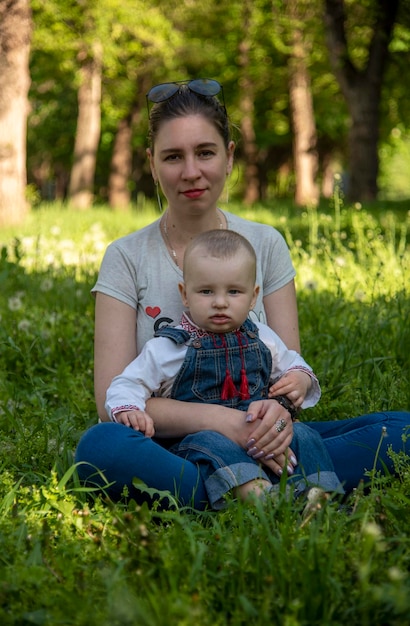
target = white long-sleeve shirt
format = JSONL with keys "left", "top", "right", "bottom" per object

{"left": 105, "top": 318, "right": 321, "bottom": 420}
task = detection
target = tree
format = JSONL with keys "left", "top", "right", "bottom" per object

{"left": 238, "top": 0, "right": 261, "bottom": 204}
{"left": 0, "top": 0, "right": 32, "bottom": 225}
{"left": 324, "top": 0, "right": 400, "bottom": 201}
{"left": 286, "top": 0, "right": 319, "bottom": 206}
{"left": 68, "top": 39, "right": 103, "bottom": 209}
{"left": 105, "top": 0, "right": 181, "bottom": 209}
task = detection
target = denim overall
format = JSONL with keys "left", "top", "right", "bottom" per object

{"left": 157, "top": 318, "right": 272, "bottom": 410}
{"left": 156, "top": 319, "right": 344, "bottom": 509}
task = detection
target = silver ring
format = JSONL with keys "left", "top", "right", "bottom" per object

{"left": 275, "top": 418, "right": 287, "bottom": 433}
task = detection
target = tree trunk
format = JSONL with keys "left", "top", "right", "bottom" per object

{"left": 324, "top": 0, "right": 399, "bottom": 202}
{"left": 68, "top": 41, "right": 102, "bottom": 209}
{"left": 288, "top": 21, "right": 319, "bottom": 206}
{"left": 238, "top": 0, "right": 260, "bottom": 205}
{"left": 108, "top": 115, "right": 133, "bottom": 210}
{"left": 108, "top": 74, "right": 150, "bottom": 210}
{"left": 0, "top": 0, "right": 31, "bottom": 226}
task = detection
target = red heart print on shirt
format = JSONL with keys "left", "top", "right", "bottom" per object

{"left": 146, "top": 306, "right": 161, "bottom": 319}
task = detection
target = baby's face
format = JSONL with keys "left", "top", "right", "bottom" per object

{"left": 179, "top": 252, "right": 259, "bottom": 333}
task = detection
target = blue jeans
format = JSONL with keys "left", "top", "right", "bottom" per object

{"left": 171, "top": 423, "right": 344, "bottom": 509}
{"left": 75, "top": 411, "right": 410, "bottom": 511}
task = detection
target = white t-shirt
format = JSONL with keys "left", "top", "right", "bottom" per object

{"left": 92, "top": 210, "right": 296, "bottom": 354}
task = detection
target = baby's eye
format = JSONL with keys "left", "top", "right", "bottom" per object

{"left": 228, "top": 289, "right": 241, "bottom": 295}
{"left": 199, "top": 289, "right": 212, "bottom": 295}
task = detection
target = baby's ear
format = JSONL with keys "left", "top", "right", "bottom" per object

{"left": 250, "top": 284, "right": 260, "bottom": 309}
{"left": 178, "top": 282, "right": 188, "bottom": 306}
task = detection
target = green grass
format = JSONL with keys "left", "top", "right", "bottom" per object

{"left": 0, "top": 198, "right": 409, "bottom": 625}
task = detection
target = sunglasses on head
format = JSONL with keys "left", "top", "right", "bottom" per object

{"left": 146, "top": 78, "right": 225, "bottom": 110}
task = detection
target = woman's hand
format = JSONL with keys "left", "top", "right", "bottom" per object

{"left": 146, "top": 397, "right": 297, "bottom": 476}
{"left": 244, "top": 399, "right": 297, "bottom": 476}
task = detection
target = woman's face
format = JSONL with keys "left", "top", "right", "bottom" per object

{"left": 147, "top": 114, "right": 234, "bottom": 215}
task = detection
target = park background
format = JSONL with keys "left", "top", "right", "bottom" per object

{"left": 1, "top": 0, "right": 410, "bottom": 221}
{"left": 0, "top": 1, "right": 410, "bottom": 624}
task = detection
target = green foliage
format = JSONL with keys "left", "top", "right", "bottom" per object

{"left": 26, "top": 0, "right": 410, "bottom": 204}
{"left": 0, "top": 201, "right": 409, "bottom": 623}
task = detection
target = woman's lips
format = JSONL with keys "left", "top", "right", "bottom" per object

{"left": 182, "top": 189, "right": 205, "bottom": 199}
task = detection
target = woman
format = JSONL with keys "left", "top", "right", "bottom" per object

{"left": 75, "top": 78, "right": 410, "bottom": 509}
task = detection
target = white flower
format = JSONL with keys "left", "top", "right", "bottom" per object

{"left": 388, "top": 566, "right": 405, "bottom": 581}
{"left": 304, "top": 280, "right": 318, "bottom": 291}
{"left": 363, "top": 522, "right": 382, "bottom": 539}
{"left": 8, "top": 296, "right": 23, "bottom": 311}
{"left": 354, "top": 290, "right": 365, "bottom": 302}
{"left": 40, "top": 278, "right": 53, "bottom": 292}
{"left": 44, "top": 253, "right": 56, "bottom": 265}
{"left": 18, "top": 319, "right": 31, "bottom": 332}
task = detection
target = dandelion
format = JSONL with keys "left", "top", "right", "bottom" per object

{"left": 18, "top": 319, "right": 31, "bottom": 332}
{"left": 388, "top": 566, "right": 405, "bottom": 582}
{"left": 334, "top": 256, "right": 346, "bottom": 267}
{"left": 61, "top": 239, "right": 76, "bottom": 250}
{"left": 304, "top": 280, "right": 318, "bottom": 291}
{"left": 21, "top": 236, "right": 36, "bottom": 249}
{"left": 44, "top": 253, "right": 56, "bottom": 265}
{"left": 8, "top": 296, "right": 23, "bottom": 311}
{"left": 50, "top": 225, "right": 61, "bottom": 236}
{"left": 363, "top": 521, "right": 382, "bottom": 540}
{"left": 47, "top": 312, "right": 58, "bottom": 324}
{"left": 94, "top": 240, "right": 106, "bottom": 252}
{"left": 6, "top": 399, "right": 17, "bottom": 414}
{"left": 40, "top": 278, "right": 53, "bottom": 292}
{"left": 354, "top": 290, "right": 366, "bottom": 302}
{"left": 62, "top": 251, "right": 79, "bottom": 265}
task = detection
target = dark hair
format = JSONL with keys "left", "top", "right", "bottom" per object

{"left": 184, "top": 229, "right": 257, "bottom": 280}
{"left": 148, "top": 87, "right": 231, "bottom": 153}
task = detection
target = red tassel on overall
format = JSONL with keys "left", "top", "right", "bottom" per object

{"left": 220, "top": 334, "right": 238, "bottom": 400}
{"left": 237, "top": 331, "right": 250, "bottom": 400}
{"left": 218, "top": 331, "right": 250, "bottom": 401}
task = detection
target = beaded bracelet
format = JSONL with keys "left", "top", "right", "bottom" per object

{"left": 271, "top": 395, "right": 298, "bottom": 421}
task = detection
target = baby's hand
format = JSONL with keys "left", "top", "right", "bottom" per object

{"left": 113, "top": 409, "right": 155, "bottom": 437}
{"left": 268, "top": 370, "right": 312, "bottom": 407}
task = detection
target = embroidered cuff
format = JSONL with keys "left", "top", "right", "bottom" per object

{"left": 111, "top": 405, "right": 140, "bottom": 422}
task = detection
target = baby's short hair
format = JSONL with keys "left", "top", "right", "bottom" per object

{"left": 183, "top": 229, "right": 257, "bottom": 277}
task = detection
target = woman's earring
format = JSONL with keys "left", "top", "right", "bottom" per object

{"left": 224, "top": 174, "right": 230, "bottom": 204}
{"left": 155, "top": 180, "right": 163, "bottom": 212}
